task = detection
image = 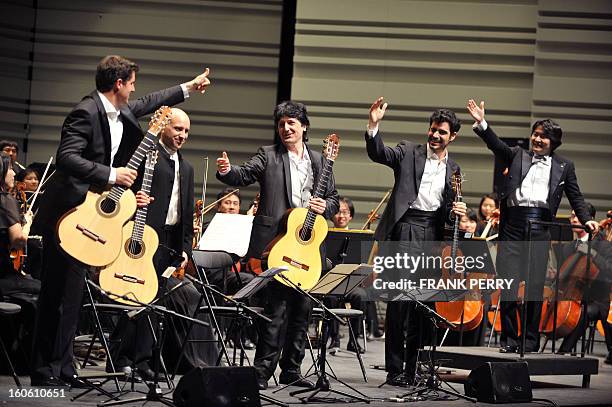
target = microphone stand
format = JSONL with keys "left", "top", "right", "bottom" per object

{"left": 87, "top": 280, "right": 208, "bottom": 407}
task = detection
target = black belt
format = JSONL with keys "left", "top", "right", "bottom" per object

{"left": 399, "top": 208, "right": 438, "bottom": 224}
{"left": 506, "top": 206, "right": 552, "bottom": 221}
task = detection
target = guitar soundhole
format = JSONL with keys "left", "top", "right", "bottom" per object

{"left": 296, "top": 226, "right": 313, "bottom": 244}
{"left": 99, "top": 197, "right": 117, "bottom": 216}
{"left": 125, "top": 239, "right": 145, "bottom": 259}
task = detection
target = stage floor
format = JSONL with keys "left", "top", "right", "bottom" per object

{"left": 2, "top": 338, "right": 611, "bottom": 406}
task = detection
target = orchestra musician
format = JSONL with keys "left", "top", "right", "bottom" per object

{"left": 476, "top": 193, "right": 499, "bottom": 237}
{"left": 555, "top": 203, "right": 611, "bottom": 363}
{"left": 365, "top": 97, "right": 466, "bottom": 387}
{"left": 467, "top": 99, "right": 599, "bottom": 354}
{"left": 328, "top": 196, "right": 369, "bottom": 354}
{"left": 30, "top": 55, "right": 211, "bottom": 387}
{"left": 0, "top": 140, "right": 25, "bottom": 176}
{"left": 216, "top": 100, "right": 339, "bottom": 390}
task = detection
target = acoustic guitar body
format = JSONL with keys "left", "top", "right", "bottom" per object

{"left": 264, "top": 208, "right": 328, "bottom": 290}
{"left": 58, "top": 190, "right": 137, "bottom": 267}
{"left": 98, "top": 222, "right": 159, "bottom": 305}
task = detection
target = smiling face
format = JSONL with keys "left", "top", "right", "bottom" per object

{"left": 161, "top": 109, "right": 190, "bottom": 153}
{"left": 427, "top": 121, "right": 456, "bottom": 156}
{"left": 23, "top": 171, "right": 39, "bottom": 192}
{"left": 332, "top": 201, "right": 353, "bottom": 229}
{"left": 459, "top": 214, "right": 477, "bottom": 233}
{"left": 530, "top": 125, "right": 552, "bottom": 156}
{"left": 277, "top": 116, "right": 306, "bottom": 149}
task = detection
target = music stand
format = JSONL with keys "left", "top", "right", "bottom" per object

{"left": 276, "top": 272, "right": 370, "bottom": 404}
{"left": 325, "top": 229, "right": 374, "bottom": 266}
{"left": 390, "top": 290, "right": 476, "bottom": 403}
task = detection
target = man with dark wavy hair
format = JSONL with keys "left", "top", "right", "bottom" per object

{"left": 216, "top": 100, "right": 339, "bottom": 390}
{"left": 30, "top": 55, "right": 211, "bottom": 387}
{"left": 467, "top": 99, "right": 599, "bottom": 355}
{"left": 365, "top": 97, "right": 466, "bottom": 386}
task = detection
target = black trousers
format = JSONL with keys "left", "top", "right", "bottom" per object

{"left": 497, "top": 208, "right": 551, "bottom": 351}
{"left": 384, "top": 210, "right": 440, "bottom": 377}
{"left": 31, "top": 230, "right": 85, "bottom": 381}
{"left": 253, "top": 280, "right": 311, "bottom": 380}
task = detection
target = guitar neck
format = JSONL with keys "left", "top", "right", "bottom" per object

{"left": 451, "top": 194, "right": 462, "bottom": 273}
{"left": 302, "top": 159, "right": 334, "bottom": 235}
{"left": 130, "top": 158, "right": 155, "bottom": 243}
{"left": 107, "top": 131, "right": 158, "bottom": 203}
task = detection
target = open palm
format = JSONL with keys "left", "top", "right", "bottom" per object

{"left": 467, "top": 99, "right": 485, "bottom": 122}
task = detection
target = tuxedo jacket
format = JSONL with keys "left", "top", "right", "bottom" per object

{"left": 217, "top": 143, "right": 340, "bottom": 259}
{"left": 35, "top": 86, "right": 185, "bottom": 232}
{"left": 135, "top": 143, "right": 195, "bottom": 256}
{"left": 365, "top": 132, "right": 460, "bottom": 241}
{"left": 473, "top": 125, "right": 590, "bottom": 225}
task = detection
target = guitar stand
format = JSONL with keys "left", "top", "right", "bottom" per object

{"left": 397, "top": 299, "right": 476, "bottom": 403}
{"left": 276, "top": 274, "right": 370, "bottom": 404}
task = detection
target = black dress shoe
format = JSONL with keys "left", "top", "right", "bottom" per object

{"left": 257, "top": 378, "right": 268, "bottom": 390}
{"left": 386, "top": 373, "right": 412, "bottom": 387}
{"left": 499, "top": 345, "right": 519, "bottom": 353}
{"left": 278, "top": 372, "right": 314, "bottom": 388}
{"left": 347, "top": 341, "right": 365, "bottom": 354}
{"left": 61, "top": 375, "right": 95, "bottom": 389}
{"left": 31, "top": 377, "right": 67, "bottom": 387}
{"left": 136, "top": 367, "right": 156, "bottom": 382}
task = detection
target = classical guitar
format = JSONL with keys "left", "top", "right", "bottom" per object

{"left": 263, "top": 134, "right": 340, "bottom": 290}
{"left": 99, "top": 149, "right": 159, "bottom": 305}
{"left": 57, "top": 106, "right": 172, "bottom": 267}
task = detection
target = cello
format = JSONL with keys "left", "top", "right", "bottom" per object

{"left": 435, "top": 171, "right": 484, "bottom": 341}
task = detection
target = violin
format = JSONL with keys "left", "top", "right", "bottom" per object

{"left": 192, "top": 199, "right": 204, "bottom": 248}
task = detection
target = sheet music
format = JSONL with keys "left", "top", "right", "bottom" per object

{"left": 197, "top": 213, "right": 254, "bottom": 256}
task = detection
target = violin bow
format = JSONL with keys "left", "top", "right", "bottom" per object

{"left": 27, "top": 156, "right": 54, "bottom": 211}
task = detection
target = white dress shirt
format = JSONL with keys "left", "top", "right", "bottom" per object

{"left": 367, "top": 125, "right": 446, "bottom": 211}
{"left": 473, "top": 119, "right": 551, "bottom": 208}
{"left": 288, "top": 149, "right": 314, "bottom": 208}
{"left": 159, "top": 141, "right": 181, "bottom": 225}
{"left": 97, "top": 91, "right": 123, "bottom": 184}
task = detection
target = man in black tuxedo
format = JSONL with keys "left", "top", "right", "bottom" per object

{"left": 365, "top": 97, "right": 466, "bottom": 386}
{"left": 30, "top": 55, "right": 210, "bottom": 386}
{"left": 216, "top": 101, "right": 339, "bottom": 390}
{"left": 467, "top": 99, "right": 599, "bottom": 353}
{"left": 110, "top": 108, "right": 219, "bottom": 376}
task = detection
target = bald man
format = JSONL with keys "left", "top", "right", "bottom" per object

{"left": 108, "top": 108, "right": 218, "bottom": 378}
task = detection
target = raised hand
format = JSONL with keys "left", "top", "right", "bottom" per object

{"left": 216, "top": 151, "right": 231, "bottom": 173}
{"left": 368, "top": 96, "right": 388, "bottom": 130}
{"left": 467, "top": 99, "right": 485, "bottom": 123}
{"left": 184, "top": 68, "right": 211, "bottom": 94}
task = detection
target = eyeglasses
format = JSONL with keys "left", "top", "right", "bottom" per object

{"left": 337, "top": 210, "right": 351, "bottom": 216}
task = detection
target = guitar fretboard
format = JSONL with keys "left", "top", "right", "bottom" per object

{"left": 300, "top": 158, "right": 334, "bottom": 240}
{"left": 106, "top": 131, "right": 158, "bottom": 203}
{"left": 131, "top": 152, "right": 156, "bottom": 243}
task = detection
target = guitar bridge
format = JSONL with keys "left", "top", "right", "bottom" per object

{"left": 282, "top": 256, "right": 309, "bottom": 271}
{"left": 113, "top": 273, "right": 145, "bottom": 285}
{"left": 76, "top": 224, "right": 107, "bottom": 244}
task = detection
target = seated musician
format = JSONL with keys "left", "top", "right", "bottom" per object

{"left": 0, "top": 140, "right": 25, "bottom": 177}
{"left": 476, "top": 193, "right": 499, "bottom": 237}
{"left": 459, "top": 208, "right": 478, "bottom": 235}
{"left": 200, "top": 188, "right": 254, "bottom": 294}
{"left": 555, "top": 203, "right": 611, "bottom": 364}
{"left": 327, "top": 196, "right": 369, "bottom": 354}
